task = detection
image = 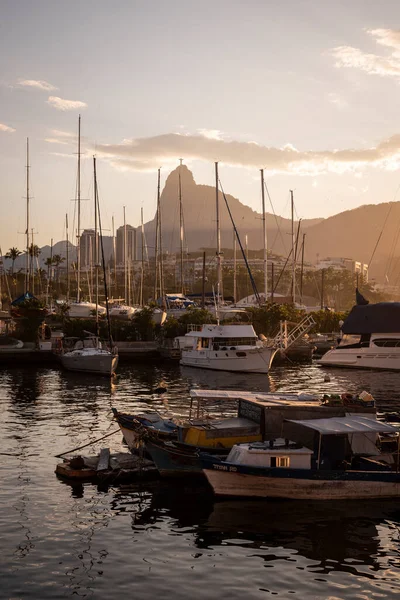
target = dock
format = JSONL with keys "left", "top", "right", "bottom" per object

{"left": 55, "top": 449, "right": 159, "bottom": 483}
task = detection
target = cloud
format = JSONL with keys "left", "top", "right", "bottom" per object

{"left": 0, "top": 123, "right": 16, "bottom": 133}
{"left": 18, "top": 78, "right": 58, "bottom": 91}
{"left": 44, "top": 138, "right": 70, "bottom": 145}
{"left": 93, "top": 131, "right": 400, "bottom": 175}
{"left": 47, "top": 96, "right": 87, "bottom": 111}
{"left": 197, "top": 129, "right": 224, "bottom": 140}
{"left": 327, "top": 92, "right": 348, "bottom": 109}
{"left": 50, "top": 129, "right": 76, "bottom": 138}
{"left": 332, "top": 29, "right": 400, "bottom": 79}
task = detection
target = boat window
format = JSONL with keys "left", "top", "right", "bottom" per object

{"left": 373, "top": 338, "right": 400, "bottom": 347}
{"left": 338, "top": 334, "right": 361, "bottom": 348}
{"left": 213, "top": 337, "right": 256, "bottom": 349}
{"left": 270, "top": 456, "right": 290, "bottom": 468}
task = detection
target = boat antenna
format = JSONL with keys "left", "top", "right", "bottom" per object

{"left": 94, "top": 157, "right": 113, "bottom": 347}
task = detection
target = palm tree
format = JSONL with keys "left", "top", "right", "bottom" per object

{"left": 5, "top": 247, "right": 22, "bottom": 276}
{"left": 52, "top": 254, "right": 65, "bottom": 285}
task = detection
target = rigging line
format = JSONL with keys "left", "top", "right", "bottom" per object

{"left": 369, "top": 194, "right": 397, "bottom": 270}
{"left": 264, "top": 181, "right": 288, "bottom": 255}
{"left": 218, "top": 178, "right": 261, "bottom": 305}
{"left": 272, "top": 248, "right": 293, "bottom": 295}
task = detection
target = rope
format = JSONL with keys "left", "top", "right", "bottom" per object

{"left": 55, "top": 428, "right": 120, "bottom": 458}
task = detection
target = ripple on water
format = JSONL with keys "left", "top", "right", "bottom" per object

{"left": 1, "top": 363, "right": 400, "bottom": 599}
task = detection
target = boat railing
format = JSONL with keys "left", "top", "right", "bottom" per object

{"left": 187, "top": 324, "right": 203, "bottom": 332}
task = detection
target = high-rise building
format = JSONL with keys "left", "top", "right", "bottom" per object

{"left": 116, "top": 225, "right": 137, "bottom": 265}
{"left": 80, "top": 229, "right": 97, "bottom": 268}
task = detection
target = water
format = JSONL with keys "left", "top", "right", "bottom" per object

{"left": 2, "top": 362, "right": 400, "bottom": 599}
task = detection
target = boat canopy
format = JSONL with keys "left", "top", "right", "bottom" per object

{"left": 286, "top": 416, "right": 397, "bottom": 435}
{"left": 342, "top": 303, "right": 400, "bottom": 334}
{"left": 185, "top": 324, "right": 257, "bottom": 338}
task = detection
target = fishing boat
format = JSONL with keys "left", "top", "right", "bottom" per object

{"left": 201, "top": 416, "right": 400, "bottom": 500}
{"left": 113, "top": 388, "right": 376, "bottom": 477}
{"left": 60, "top": 153, "right": 118, "bottom": 376}
{"left": 180, "top": 323, "right": 277, "bottom": 373}
{"left": 318, "top": 297, "right": 400, "bottom": 370}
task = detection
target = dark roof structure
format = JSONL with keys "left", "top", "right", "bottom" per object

{"left": 342, "top": 303, "right": 400, "bottom": 334}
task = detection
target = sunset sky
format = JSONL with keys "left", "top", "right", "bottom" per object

{"left": 1, "top": 0, "right": 400, "bottom": 251}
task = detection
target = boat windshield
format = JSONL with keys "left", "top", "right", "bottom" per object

{"left": 338, "top": 334, "right": 361, "bottom": 347}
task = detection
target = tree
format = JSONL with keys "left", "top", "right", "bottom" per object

{"left": 5, "top": 247, "right": 22, "bottom": 276}
{"left": 52, "top": 254, "right": 65, "bottom": 287}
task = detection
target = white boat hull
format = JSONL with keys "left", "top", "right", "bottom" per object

{"left": 181, "top": 347, "right": 277, "bottom": 373}
{"left": 318, "top": 347, "right": 400, "bottom": 370}
{"left": 61, "top": 352, "right": 118, "bottom": 375}
{"left": 203, "top": 469, "right": 400, "bottom": 500}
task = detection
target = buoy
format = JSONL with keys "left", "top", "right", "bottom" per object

{"left": 324, "top": 374, "right": 331, "bottom": 382}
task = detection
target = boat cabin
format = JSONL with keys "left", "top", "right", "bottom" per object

{"left": 183, "top": 324, "right": 262, "bottom": 351}
{"left": 226, "top": 439, "right": 313, "bottom": 469}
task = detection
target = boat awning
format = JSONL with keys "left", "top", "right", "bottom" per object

{"left": 286, "top": 416, "right": 398, "bottom": 435}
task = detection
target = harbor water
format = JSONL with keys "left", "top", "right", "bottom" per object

{"left": 1, "top": 362, "right": 400, "bottom": 599}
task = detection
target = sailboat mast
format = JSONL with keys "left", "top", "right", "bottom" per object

{"left": 66, "top": 213, "right": 69, "bottom": 302}
{"left": 112, "top": 216, "right": 116, "bottom": 299}
{"left": 290, "top": 189, "right": 296, "bottom": 305}
{"left": 261, "top": 169, "right": 268, "bottom": 302}
{"left": 26, "top": 138, "right": 30, "bottom": 291}
{"left": 94, "top": 157, "right": 99, "bottom": 334}
{"left": 157, "top": 168, "right": 164, "bottom": 299}
{"left": 215, "top": 161, "right": 222, "bottom": 304}
{"left": 123, "top": 206, "right": 127, "bottom": 303}
{"left": 233, "top": 229, "right": 237, "bottom": 304}
{"left": 179, "top": 159, "right": 184, "bottom": 294}
{"left": 154, "top": 173, "right": 159, "bottom": 300}
{"left": 300, "top": 232, "right": 306, "bottom": 305}
{"left": 77, "top": 115, "right": 81, "bottom": 303}
{"left": 140, "top": 206, "right": 144, "bottom": 306}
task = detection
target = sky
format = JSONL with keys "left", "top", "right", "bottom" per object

{"left": 1, "top": 0, "right": 400, "bottom": 251}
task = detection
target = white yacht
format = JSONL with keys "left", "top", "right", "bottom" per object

{"left": 180, "top": 324, "right": 277, "bottom": 373}
{"left": 318, "top": 302, "right": 400, "bottom": 370}
{"left": 60, "top": 336, "right": 119, "bottom": 376}
{"left": 66, "top": 302, "right": 106, "bottom": 319}
{"left": 109, "top": 304, "right": 137, "bottom": 320}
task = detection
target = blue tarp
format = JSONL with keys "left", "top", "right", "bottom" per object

{"left": 11, "top": 292, "right": 37, "bottom": 306}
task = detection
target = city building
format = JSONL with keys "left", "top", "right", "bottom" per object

{"left": 116, "top": 225, "right": 137, "bottom": 265}
{"left": 316, "top": 257, "right": 368, "bottom": 282}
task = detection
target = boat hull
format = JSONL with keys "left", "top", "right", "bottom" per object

{"left": 202, "top": 457, "right": 400, "bottom": 500}
{"left": 61, "top": 353, "right": 118, "bottom": 375}
{"left": 180, "top": 347, "right": 277, "bottom": 373}
{"left": 318, "top": 348, "right": 400, "bottom": 371}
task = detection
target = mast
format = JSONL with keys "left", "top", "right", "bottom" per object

{"left": 112, "top": 216, "right": 116, "bottom": 299}
{"left": 123, "top": 206, "right": 127, "bottom": 303}
{"left": 140, "top": 206, "right": 144, "bottom": 306}
{"left": 290, "top": 189, "right": 296, "bottom": 305}
{"left": 179, "top": 159, "right": 184, "bottom": 294}
{"left": 261, "top": 169, "right": 268, "bottom": 302}
{"left": 157, "top": 168, "right": 164, "bottom": 300}
{"left": 26, "top": 138, "right": 30, "bottom": 291}
{"left": 233, "top": 229, "right": 237, "bottom": 304}
{"left": 215, "top": 161, "right": 222, "bottom": 306}
{"left": 300, "top": 233, "right": 306, "bottom": 305}
{"left": 31, "top": 228, "right": 34, "bottom": 294}
{"left": 94, "top": 157, "right": 99, "bottom": 336}
{"left": 76, "top": 115, "right": 81, "bottom": 303}
{"left": 154, "top": 172, "right": 159, "bottom": 300}
{"left": 66, "top": 213, "right": 70, "bottom": 302}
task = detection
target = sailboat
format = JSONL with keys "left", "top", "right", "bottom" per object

{"left": 180, "top": 163, "right": 277, "bottom": 373}
{"left": 61, "top": 157, "right": 118, "bottom": 376}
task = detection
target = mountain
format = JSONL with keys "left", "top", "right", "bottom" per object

{"left": 144, "top": 165, "right": 322, "bottom": 258}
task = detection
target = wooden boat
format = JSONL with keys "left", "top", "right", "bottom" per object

{"left": 201, "top": 416, "right": 400, "bottom": 500}
{"left": 113, "top": 388, "right": 377, "bottom": 478}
